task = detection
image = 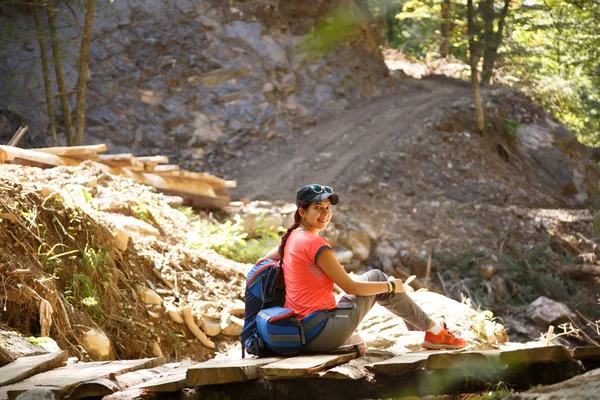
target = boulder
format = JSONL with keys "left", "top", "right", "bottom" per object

{"left": 527, "top": 296, "right": 577, "bottom": 327}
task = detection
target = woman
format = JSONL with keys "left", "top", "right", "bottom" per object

{"left": 263, "top": 184, "right": 466, "bottom": 352}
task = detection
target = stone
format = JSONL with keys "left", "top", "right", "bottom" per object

{"left": 335, "top": 248, "right": 354, "bottom": 264}
{"left": 139, "top": 288, "right": 162, "bottom": 305}
{"left": 339, "top": 231, "right": 371, "bottom": 261}
{"left": 81, "top": 329, "right": 114, "bottom": 360}
{"left": 527, "top": 296, "right": 577, "bottom": 327}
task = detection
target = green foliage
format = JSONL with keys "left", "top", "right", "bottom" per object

{"left": 132, "top": 203, "right": 150, "bottom": 223}
{"left": 65, "top": 272, "right": 105, "bottom": 324}
{"left": 502, "top": 0, "right": 600, "bottom": 144}
{"left": 439, "top": 242, "right": 599, "bottom": 318}
{"left": 183, "top": 208, "right": 283, "bottom": 264}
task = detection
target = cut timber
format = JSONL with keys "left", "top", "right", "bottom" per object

{"left": 4, "top": 358, "right": 163, "bottom": 400}
{"left": 364, "top": 352, "right": 434, "bottom": 375}
{"left": 97, "top": 153, "right": 138, "bottom": 167}
{"left": 153, "top": 165, "right": 180, "bottom": 172}
{"left": 561, "top": 264, "right": 600, "bottom": 278}
{"left": 0, "top": 351, "right": 68, "bottom": 386}
{"left": 128, "top": 372, "right": 186, "bottom": 392}
{"left": 134, "top": 156, "right": 169, "bottom": 164}
{"left": 34, "top": 144, "right": 107, "bottom": 160}
{"left": 151, "top": 169, "right": 237, "bottom": 188}
{"left": 0, "top": 331, "right": 49, "bottom": 366}
{"left": 319, "top": 353, "right": 392, "bottom": 380}
{"left": 92, "top": 162, "right": 233, "bottom": 209}
{"left": 187, "top": 357, "right": 282, "bottom": 386}
{"left": 573, "top": 346, "right": 600, "bottom": 361}
{"left": 260, "top": 353, "right": 357, "bottom": 378}
{"left": 0, "top": 146, "right": 80, "bottom": 167}
{"left": 427, "top": 350, "right": 501, "bottom": 370}
{"left": 499, "top": 345, "right": 572, "bottom": 366}
{"left": 69, "top": 362, "right": 191, "bottom": 399}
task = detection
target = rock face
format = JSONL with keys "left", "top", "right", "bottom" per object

{"left": 0, "top": 0, "right": 389, "bottom": 159}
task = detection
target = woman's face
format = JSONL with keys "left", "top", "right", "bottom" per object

{"left": 300, "top": 199, "right": 332, "bottom": 232}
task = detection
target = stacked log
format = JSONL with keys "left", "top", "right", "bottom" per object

{"left": 0, "top": 145, "right": 234, "bottom": 209}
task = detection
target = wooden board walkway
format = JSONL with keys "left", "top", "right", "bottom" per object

{"left": 1, "top": 345, "right": 599, "bottom": 399}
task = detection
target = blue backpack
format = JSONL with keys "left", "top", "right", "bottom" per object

{"left": 240, "top": 258, "right": 329, "bottom": 357}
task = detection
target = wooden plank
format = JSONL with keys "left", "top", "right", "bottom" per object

{"left": 427, "top": 350, "right": 501, "bottom": 370}
{"left": 364, "top": 352, "right": 435, "bottom": 375}
{"left": 0, "top": 351, "right": 68, "bottom": 387}
{"left": 499, "top": 345, "right": 572, "bottom": 366}
{"left": 134, "top": 156, "right": 169, "bottom": 164}
{"left": 260, "top": 353, "right": 357, "bottom": 378}
{"left": 5, "top": 358, "right": 163, "bottom": 399}
{"left": 0, "top": 146, "right": 80, "bottom": 167}
{"left": 153, "top": 165, "right": 180, "bottom": 172}
{"left": 320, "top": 353, "right": 392, "bottom": 380}
{"left": 69, "top": 362, "right": 190, "bottom": 399}
{"left": 187, "top": 357, "right": 282, "bottom": 386}
{"left": 35, "top": 144, "right": 107, "bottom": 160}
{"left": 0, "top": 331, "right": 49, "bottom": 366}
{"left": 151, "top": 169, "right": 237, "bottom": 188}
{"left": 97, "top": 153, "right": 137, "bottom": 167}
{"left": 573, "top": 346, "right": 600, "bottom": 361}
{"left": 129, "top": 372, "right": 186, "bottom": 392}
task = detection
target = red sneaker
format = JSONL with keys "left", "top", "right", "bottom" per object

{"left": 421, "top": 322, "right": 467, "bottom": 350}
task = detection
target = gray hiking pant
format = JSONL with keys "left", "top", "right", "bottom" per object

{"left": 303, "top": 269, "right": 434, "bottom": 353}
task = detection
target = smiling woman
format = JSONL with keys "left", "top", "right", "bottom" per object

{"left": 261, "top": 184, "right": 467, "bottom": 353}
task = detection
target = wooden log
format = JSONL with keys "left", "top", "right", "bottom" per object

{"left": 187, "top": 357, "right": 282, "bottom": 387}
{"left": 319, "top": 352, "right": 392, "bottom": 380}
{"left": 0, "top": 146, "right": 80, "bottom": 167}
{"left": 97, "top": 153, "right": 137, "bottom": 167}
{"left": 34, "top": 144, "right": 108, "bottom": 160}
{"left": 260, "top": 353, "right": 357, "bottom": 378}
{"left": 69, "top": 362, "right": 191, "bottom": 398}
{"left": 150, "top": 169, "right": 237, "bottom": 188}
{"left": 573, "top": 346, "right": 600, "bottom": 361}
{"left": 7, "top": 126, "right": 29, "bottom": 147}
{"left": 364, "top": 352, "right": 434, "bottom": 376}
{"left": 499, "top": 345, "right": 572, "bottom": 366}
{"left": 134, "top": 156, "right": 169, "bottom": 164}
{"left": 153, "top": 165, "right": 180, "bottom": 172}
{"left": 426, "top": 350, "right": 501, "bottom": 370}
{"left": 128, "top": 372, "right": 186, "bottom": 392}
{"left": 0, "top": 351, "right": 68, "bottom": 386}
{"left": 0, "top": 331, "right": 49, "bottom": 367}
{"left": 561, "top": 264, "right": 600, "bottom": 278}
{"left": 4, "top": 358, "right": 163, "bottom": 399}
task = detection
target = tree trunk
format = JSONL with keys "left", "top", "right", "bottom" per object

{"left": 467, "top": 0, "right": 485, "bottom": 134}
{"left": 33, "top": 4, "right": 58, "bottom": 146}
{"left": 440, "top": 0, "right": 452, "bottom": 58}
{"left": 74, "top": 0, "right": 97, "bottom": 146}
{"left": 385, "top": 3, "right": 394, "bottom": 44}
{"left": 46, "top": 0, "right": 73, "bottom": 146}
{"left": 481, "top": 0, "right": 511, "bottom": 84}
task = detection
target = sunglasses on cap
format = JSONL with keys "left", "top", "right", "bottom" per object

{"left": 310, "top": 184, "right": 333, "bottom": 194}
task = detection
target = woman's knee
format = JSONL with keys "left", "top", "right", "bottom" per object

{"left": 361, "top": 268, "right": 387, "bottom": 282}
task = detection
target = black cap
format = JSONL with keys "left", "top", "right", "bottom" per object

{"left": 296, "top": 184, "right": 339, "bottom": 205}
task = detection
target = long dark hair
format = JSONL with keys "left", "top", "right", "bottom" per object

{"left": 278, "top": 200, "right": 312, "bottom": 261}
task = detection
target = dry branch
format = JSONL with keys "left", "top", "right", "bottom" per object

{"left": 181, "top": 306, "right": 215, "bottom": 348}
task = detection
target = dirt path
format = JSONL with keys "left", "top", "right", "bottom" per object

{"left": 231, "top": 79, "right": 469, "bottom": 203}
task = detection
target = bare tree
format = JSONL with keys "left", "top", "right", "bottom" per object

{"left": 46, "top": 0, "right": 73, "bottom": 145}
{"left": 74, "top": 0, "right": 96, "bottom": 146}
{"left": 467, "top": 0, "right": 485, "bottom": 133}
{"left": 440, "top": 0, "right": 452, "bottom": 58}
{"left": 32, "top": 2, "right": 57, "bottom": 146}
{"left": 480, "top": 0, "right": 511, "bottom": 84}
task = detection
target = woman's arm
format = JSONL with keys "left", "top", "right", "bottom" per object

{"left": 263, "top": 245, "right": 281, "bottom": 260}
{"left": 317, "top": 249, "right": 404, "bottom": 295}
